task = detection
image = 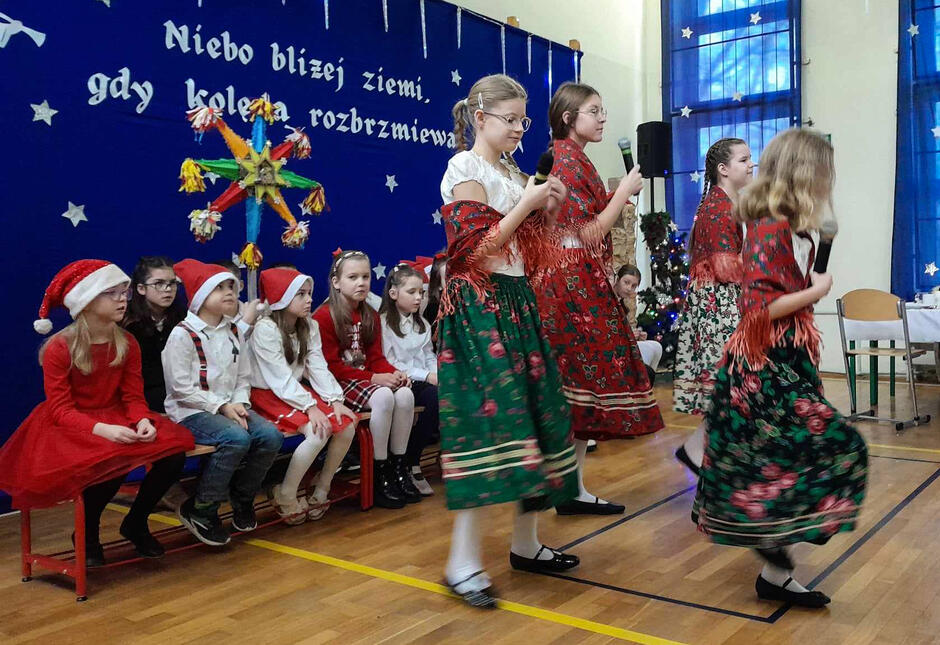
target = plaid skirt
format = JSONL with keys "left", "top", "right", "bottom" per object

{"left": 340, "top": 378, "right": 384, "bottom": 412}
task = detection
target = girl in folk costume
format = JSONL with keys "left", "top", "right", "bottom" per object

{"left": 122, "top": 256, "right": 186, "bottom": 412}
{"left": 380, "top": 263, "right": 439, "bottom": 496}
{"left": 312, "top": 250, "right": 419, "bottom": 509}
{"left": 0, "top": 260, "right": 193, "bottom": 566}
{"left": 538, "top": 82, "right": 664, "bottom": 517}
{"left": 673, "top": 138, "right": 754, "bottom": 473}
{"left": 692, "top": 129, "right": 867, "bottom": 608}
{"left": 439, "top": 74, "right": 579, "bottom": 609}
{"left": 248, "top": 268, "right": 358, "bottom": 524}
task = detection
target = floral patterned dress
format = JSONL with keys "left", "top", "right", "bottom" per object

{"left": 537, "top": 138, "right": 663, "bottom": 440}
{"left": 691, "top": 217, "right": 868, "bottom": 549}
{"left": 436, "top": 151, "right": 578, "bottom": 511}
{"left": 673, "top": 186, "right": 744, "bottom": 415}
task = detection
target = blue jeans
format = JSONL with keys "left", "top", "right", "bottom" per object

{"left": 181, "top": 410, "right": 283, "bottom": 506}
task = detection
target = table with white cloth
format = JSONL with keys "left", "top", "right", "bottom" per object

{"left": 841, "top": 304, "right": 940, "bottom": 405}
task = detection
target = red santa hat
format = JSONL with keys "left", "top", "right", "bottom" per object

{"left": 398, "top": 257, "right": 433, "bottom": 285}
{"left": 174, "top": 259, "right": 236, "bottom": 313}
{"left": 34, "top": 259, "right": 130, "bottom": 334}
{"left": 259, "top": 268, "right": 312, "bottom": 311}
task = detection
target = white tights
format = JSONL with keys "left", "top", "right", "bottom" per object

{"left": 367, "top": 387, "right": 414, "bottom": 460}
{"left": 279, "top": 422, "right": 356, "bottom": 500}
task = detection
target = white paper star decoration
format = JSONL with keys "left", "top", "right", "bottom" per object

{"left": 432, "top": 209, "right": 443, "bottom": 225}
{"left": 733, "top": 91, "right": 743, "bottom": 102}
{"left": 680, "top": 105, "right": 692, "bottom": 118}
{"left": 385, "top": 175, "right": 397, "bottom": 193}
{"left": 681, "top": 27, "right": 693, "bottom": 39}
{"left": 690, "top": 171, "right": 701, "bottom": 183}
{"left": 908, "top": 23, "right": 919, "bottom": 37}
{"left": 749, "top": 12, "right": 762, "bottom": 25}
{"left": 926, "top": 262, "right": 938, "bottom": 277}
{"left": 373, "top": 263, "right": 387, "bottom": 279}
{"left": 932, "top": 125, "right": 940, "bottom": 139}
{"left": 31, "top": 100, "right": 57, "bottom": 126}
{"left": 451, "top": 69, "right": 462, "bottom": 86}
{"left": 61, "top": 201, "right": 87, "bottom": 227}
{"left": 204, "top": 171, "right": 220, "bottom": 185}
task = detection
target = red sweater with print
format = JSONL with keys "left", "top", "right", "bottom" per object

{"left": 312, "top": 305, "right": 396, "bottom": 382}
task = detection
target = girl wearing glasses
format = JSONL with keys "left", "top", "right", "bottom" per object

{"left": 537, "top": 82, "right": 663, "bottom": 517}
{"left": 0, "top": 260, "right": 193, "bottom": 566}
{"left": 438, "top": 74, "right": 579, "bottom": 609}
{"left": 123, "top": 256, "right": 186, "bottom": 412}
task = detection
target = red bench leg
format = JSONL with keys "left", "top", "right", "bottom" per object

{"left": 74, "top": 496, "right": 87, "bottom": 601}
{"left": 356, "top": 424, "right": 374, "bottom": 511}
{"left": 21, "top": 509, "right": 32, "bottom": 582}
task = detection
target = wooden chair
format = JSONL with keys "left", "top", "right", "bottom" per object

{"left": 836, "top": 289, "right": 931, "bottom": 431}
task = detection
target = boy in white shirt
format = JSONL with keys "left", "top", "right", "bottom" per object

{"left": 163, "top": 259, "right": 283, "bottom": 546}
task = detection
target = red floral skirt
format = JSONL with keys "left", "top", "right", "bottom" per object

{"left": 538, "top": 249, "right": 664, "bottom": 440}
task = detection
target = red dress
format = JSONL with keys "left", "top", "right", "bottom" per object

{"left": 0, "top": 334, "right": 194, "bottom": 509}
{"left": 312, "top": 305, "right": 398, "bottom": 412}
{"left": 537, "top": 138, "right": 664, "bottom": 440}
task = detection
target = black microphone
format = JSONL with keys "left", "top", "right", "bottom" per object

{"left": 813, "top": 218, "right": 838, "bottom": 273}
{"left": 618, "top": 137, "right": 634, "bottom": 173}
{"left": 533, "top": 149, "right": 554, "bottom": 185}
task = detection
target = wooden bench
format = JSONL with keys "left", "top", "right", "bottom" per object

{"left": 19, "top": 406, "right": 427, "bottom": 601}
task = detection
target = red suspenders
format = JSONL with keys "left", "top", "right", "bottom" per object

{"left": 178, "top": 321, "right": 240, "bottom": 391}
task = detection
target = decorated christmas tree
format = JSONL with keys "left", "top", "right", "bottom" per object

{"left": 636, "top": 211, "right": 690, "bottom": 368}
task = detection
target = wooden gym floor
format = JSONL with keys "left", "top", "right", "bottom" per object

{"left": 0, "top": 375, "right": 938, "bottom": 644}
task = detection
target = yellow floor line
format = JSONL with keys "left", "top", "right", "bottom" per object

{"left": 105, "top": 505, "right": 686, "bottom": 644}
{"left": 868, "top": 443, "right": 940, "bottom": 455}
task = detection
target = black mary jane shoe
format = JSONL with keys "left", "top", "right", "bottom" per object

{"left": 445, "top": 570, "right": 497, "bottom": 609}
{"left": 71, "top": 532, "right": 106, "bottom": 568}
{"left": 674, "top": 445, "right": 701, "bottom": 476}
{"left": 555, "top": 496, "right": 625, "bottom": 516}
{"left": 119, "top": 520, "right": 166, "bottom": 559}
{"left": 510, "top": 545, "right": 580, "bottom": 573}
{"left": 755, "top": 575, "right": 831, "bottom": 608}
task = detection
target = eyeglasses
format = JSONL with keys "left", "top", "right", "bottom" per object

{"left": 100, "top": 287, "right": 129, "bottom": 301}
{"left": 481, "top": 111, "right": 532, "bottom": 132}
{"left": 143, "top": 279, "right": 180, "bottom": 292}
{"left": 577, "top": 107, "right": 608, "bottom": 119}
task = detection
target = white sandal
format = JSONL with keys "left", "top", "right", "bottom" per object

{"left": 306, "top": 488, "right": 330, "bottom": 521}
{"left": 269, "top": 486, "right": 307, "bottom": 526}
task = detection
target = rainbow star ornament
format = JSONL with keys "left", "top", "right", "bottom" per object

{"left": 178, "top": 94, "right": 326, "bottom": 271}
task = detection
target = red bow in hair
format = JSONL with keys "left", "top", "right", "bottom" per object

{"left": 332, "top": 247, "right": 343, "bottom": 258}
{"left": 434, "top": 251, "right": 446, "bottom": 262}
{"left": 412, "top": 256, "right": 434, "bottom": 272}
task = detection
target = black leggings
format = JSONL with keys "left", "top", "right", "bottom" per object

{"left": 405, "top": 381, "right": 440, "bottom": 467}
{"left": 81, "top": 452, "right": 185, "bottom": 543}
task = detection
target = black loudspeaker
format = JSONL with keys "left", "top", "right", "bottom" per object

{"left": 636, "top": 121, "right": 672, "bottom": 178}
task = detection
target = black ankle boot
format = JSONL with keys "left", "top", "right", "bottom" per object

{"left": 390, "top": 454, "right": 421, "bottom": 504}
{"left": 373, "top": 459, "right": 405, "bottom": 509}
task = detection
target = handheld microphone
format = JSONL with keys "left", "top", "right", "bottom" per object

{"left": 813, "top": 218, "right": 839, "bottom": 273}
{"left": 618, "top": 137, "right": 634, "bottom": 173}
{"left": 533, "top": 149, "right": 555, "bottom": 185}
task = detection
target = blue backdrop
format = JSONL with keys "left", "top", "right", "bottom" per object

{"left": 0, "top": 0, "right": 579, "bottom": 510}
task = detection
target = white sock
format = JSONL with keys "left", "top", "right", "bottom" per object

{"left": 510, "top": 505, "right": 553, "bottom": 561}
{"left": 573, "top": 439, "right": 609, "bottom": 504}
{"left": 683, "top": 422, "right": 706, "bottom": 468}
{"left": 445, "top": 509, "right": 491, "bottom": 593}
{"left": 280, "top": 423, "right": 327, "bottom": 499}
{"left": 760, "top": 547, "right": 807, "bottom": 592}
{"left": 367, "top": 388, "right": 395, "bottom": 460}
{"left": 389, "top": 387, "right": 415, "bottom": 456}
{"left": 312, "top": 424, "right": 355, "bottom": 497}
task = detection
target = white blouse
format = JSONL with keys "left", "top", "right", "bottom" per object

{"left": 247, "top": 316, "right": 345, "bottom": 411}
{"left": 440, "top": 150, "right": 525, "bottom": 276}
{"left": 380, "top": 312, "right": 437, "bottom": 382}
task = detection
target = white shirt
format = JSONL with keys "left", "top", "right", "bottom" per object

{"left": 162, "top": 311, "right": 252, "bottom": 422}
{"left": 381, "top": 312, "right": 437, "bottom": 382}
{"left": 440, "top": 150, "right": 525, "bottom": 276}
{"left": 247, "top": 317, "right": 344, "bottom": 410}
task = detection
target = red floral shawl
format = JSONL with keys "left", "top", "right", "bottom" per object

{"left": 551, "top": 137, "right": 614, "bottom": 264}
{"left": 724, "top": 217, "right": 820, "bottom": 371}
{"left": 687, "top": 186, "right": 744, "bottom": 286}
{"left": 439, "top": 200, "right": 562, "bottom": 315}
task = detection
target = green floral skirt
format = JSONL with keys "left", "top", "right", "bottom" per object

{"left": 437, "top": 273, "right": 578, "bottom": 510}
{"left": 692, "top": 332, "right": 868, "bottom": 549}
